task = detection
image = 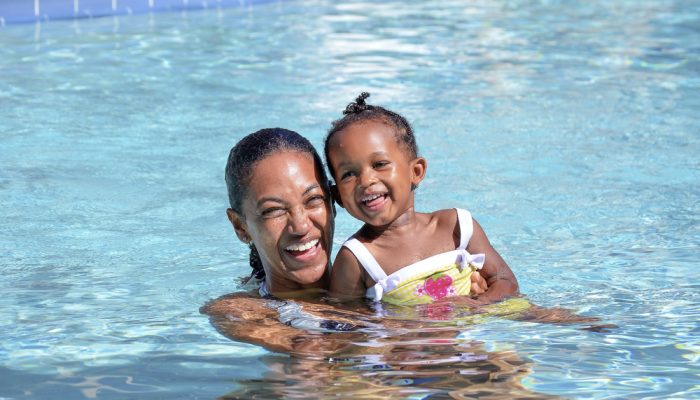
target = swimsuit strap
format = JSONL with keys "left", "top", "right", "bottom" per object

{"left": 342, "top": 238, "right": 388, "bottom": 283}
{"left": 456, "top": 208, "right": 474, "bottom": 250}
{"left": 258, "top": 280, "right": 271, "bottom": 298}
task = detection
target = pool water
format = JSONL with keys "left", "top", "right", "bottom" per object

{"left": 1, "top": 0, "right": 699, "bottom": 398}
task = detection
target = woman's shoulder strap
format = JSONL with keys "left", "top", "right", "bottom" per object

{"left": 455, "top": 208, "right": 474, "bottom": 250}
{"left": 342, "top": 238, "right": 388, "bottom": 283}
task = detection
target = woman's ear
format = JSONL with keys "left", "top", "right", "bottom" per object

{"left": 330, "top": 184, "right": 345, "bottom": 208}
{"left": 410, "top": 157, "right": 427, "bottom": 189}
{"left": 226, "top": 208, "right": 251, "bottom": 244}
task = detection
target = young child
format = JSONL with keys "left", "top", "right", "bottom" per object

{"left": 325, "top": 92, "right": 519, "bottom": 306}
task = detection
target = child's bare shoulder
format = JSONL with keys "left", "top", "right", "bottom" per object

{"left": 424, "top": 208, "right": 462, "bottom": 246}
{"left": 330, "top": 245, "right": 367, "bottom": 297}
{"left": 333, "top": 245, "right": 360, "bottom": 268}
{"left": 332, "top": 234, "right": 365, "bottom": 274}
{"left": 429, "top": 208, "right": 460, "bottom": 227}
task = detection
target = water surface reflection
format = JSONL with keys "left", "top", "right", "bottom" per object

{"left": 205, "top": 295, "right": 563, "bottom": 399}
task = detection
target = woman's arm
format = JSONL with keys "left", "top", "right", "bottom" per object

{"left": 201, "top": 294, "right": 358, "bottom": 356}
{"left": 467, "top": 218, "right": 519, "bottom": 304}
{"left": 201, "top": 295, "right": 303, "bottom": 353}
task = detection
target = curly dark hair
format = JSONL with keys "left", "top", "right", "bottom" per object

{"left": 225, "top": 127, "right": 330, "bottom": 281}
{"left": 323, "top": 92, "right": 418, "bottom": 179}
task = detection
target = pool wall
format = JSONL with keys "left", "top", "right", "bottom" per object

{"left": 0, "top": 0, "right": 276, "bottom": 25}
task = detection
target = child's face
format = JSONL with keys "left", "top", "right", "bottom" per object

{"left": 327, "top": 120, "right": 425, "bottom": 227}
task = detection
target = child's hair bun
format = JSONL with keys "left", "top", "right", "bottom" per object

{"left": 343, "top": 92, "right": 373, "bottom": 115}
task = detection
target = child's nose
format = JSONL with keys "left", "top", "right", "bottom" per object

{"left": 359, "top": 169, "right": 378, "bottom": 188}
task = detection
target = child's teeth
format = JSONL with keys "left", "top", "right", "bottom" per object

{"left": 363, "top": 194, "right": 381, "bottom": 202}
{"left": 286, "top": 239, "right": 318, "bottom": 252}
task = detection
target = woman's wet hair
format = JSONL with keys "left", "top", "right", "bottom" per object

{"left": 324, "top": 92, "right": 418, "bottom": 177}
{"left": 225, "top": 127, "right": 329, "bottom": 281}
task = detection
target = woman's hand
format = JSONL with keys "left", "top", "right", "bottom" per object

{"left": 469, "top": 270, "right": 488, "bottom": 295}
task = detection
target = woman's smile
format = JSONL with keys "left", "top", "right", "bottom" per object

{"left": 284, "top": 238, "right": 323, "bottom": 264}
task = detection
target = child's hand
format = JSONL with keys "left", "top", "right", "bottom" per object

{"left": 469, "top": 271, "right": 488, "bottom": 295}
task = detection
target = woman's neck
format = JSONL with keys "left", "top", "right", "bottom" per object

{"left": 265, "top": 270, "right": 330, "bottom": 299}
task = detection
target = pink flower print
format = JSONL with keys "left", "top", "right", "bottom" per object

{"left": 415, "top": 283, "right": 427, "bottom": 297}
{"left": 423, "top": 275, "right": 453, "bottom": 300}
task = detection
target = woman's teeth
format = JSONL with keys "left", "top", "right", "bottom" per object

{"left": 285, "top": 239, "right": 319, "bottom": 252}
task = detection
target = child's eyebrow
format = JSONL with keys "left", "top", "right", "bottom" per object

{"left": 335, "top": 151, "right": 389, "bottom": 168}
{"left": 334, "top": 160, "right": 354, "bottom": 169}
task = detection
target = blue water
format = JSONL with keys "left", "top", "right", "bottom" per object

{"left": 1, "top": 1, "right": 699, "bottom": 398}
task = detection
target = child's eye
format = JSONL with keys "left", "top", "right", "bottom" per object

{"left": 340, "top": 170, "right": 356, "bottom": 180}
{"left": 373, "top": 161, "right": 390, "bottom": 169}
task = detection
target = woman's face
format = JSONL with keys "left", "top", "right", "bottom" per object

{"left": 229, "top": 151, "right": 333, "bottom": 292}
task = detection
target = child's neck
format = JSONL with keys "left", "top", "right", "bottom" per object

{"left": 360, "top": 206, "right": 419, "bottom": 241}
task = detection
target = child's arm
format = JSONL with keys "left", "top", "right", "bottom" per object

{"left": 467, "top": 218, "right": 519, "bottom": 303}
{"left": 329, "top": 247, "right": 367, "bottom": 300}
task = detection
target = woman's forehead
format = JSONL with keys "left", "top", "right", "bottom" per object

{"left": 246, "top": 151, "right": 322, "bottom": 198}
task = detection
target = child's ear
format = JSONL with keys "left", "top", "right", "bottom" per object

{"left": 410, "top": 157, "right": 427, "bottom": 189}
{"left": 226, "top": 208, "right": 252, "bottom": 244}
{"left": 330, "top": 184, "right": 345, "bottom": 208}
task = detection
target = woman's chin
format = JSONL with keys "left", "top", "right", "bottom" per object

{"left": 288, "top": 261, "right": 329, "bottom": 286}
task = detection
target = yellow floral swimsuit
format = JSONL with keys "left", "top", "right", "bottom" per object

{"left": 342, "top": 209, "right": 485, "bottom": 306}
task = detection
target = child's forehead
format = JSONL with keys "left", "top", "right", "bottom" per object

{"left": 343, "top": 119, "right": 416, "bottom": 158}
{"left": 334, "top": 119, "right": 399, "bottom": 146}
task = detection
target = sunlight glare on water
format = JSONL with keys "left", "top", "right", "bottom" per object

{"left": 0, "top": 0, "right": 698, "bottom": 398}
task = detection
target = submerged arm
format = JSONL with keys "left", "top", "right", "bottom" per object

{"left": 201, "top": 294, "right": 357, "bottom": 356}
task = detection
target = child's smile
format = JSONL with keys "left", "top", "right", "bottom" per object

{"left": 360, "top": 192, "right": 389, "bottom": 211}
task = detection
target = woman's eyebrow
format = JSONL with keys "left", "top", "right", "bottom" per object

{"left": 303, "top": 184, "right": 321, "bottom": 196}
{"left": 255, "top": 184, "right": 320, "bottom": 208}
{"left": 256, "top": 196, "right": 285, "bottom": 208}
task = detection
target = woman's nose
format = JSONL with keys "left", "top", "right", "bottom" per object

{"left": 287, "top": 207, "right": 311, "bottom": 234}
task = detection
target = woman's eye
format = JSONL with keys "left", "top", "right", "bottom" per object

{"left": 307, "top": 195, "right": 325, "bottom": 207}
{"left": 261, "top": 208, "right": 286, "bottom": 218}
